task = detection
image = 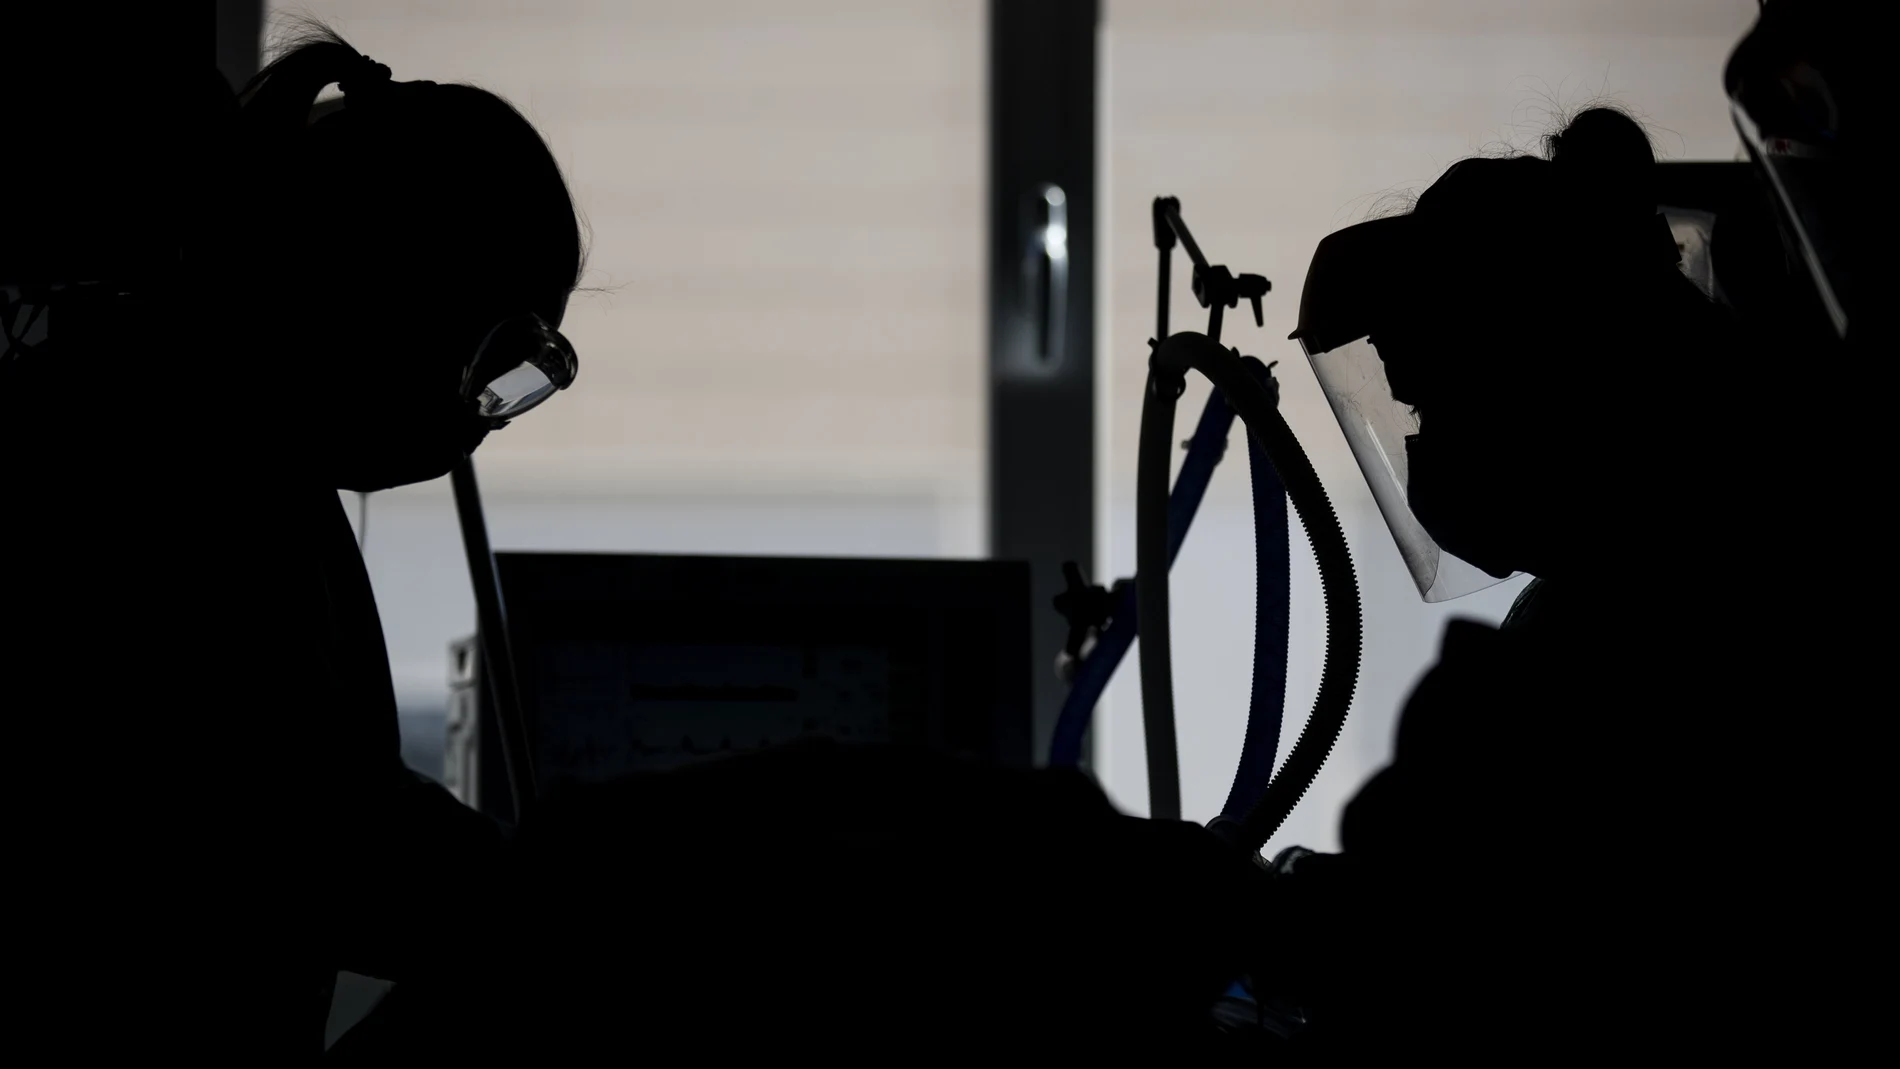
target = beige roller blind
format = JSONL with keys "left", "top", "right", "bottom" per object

{"left": 271, "top": 0, "right": 985, "bottom": 545}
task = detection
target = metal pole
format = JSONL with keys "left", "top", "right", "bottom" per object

{"left": 1161, "top": 201, "right": 1211, "bottom": 274}
{"left": 450, "top": 457, "right": 537, "bottom": 817}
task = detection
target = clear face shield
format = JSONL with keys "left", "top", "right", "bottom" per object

{"left": 1299, "top": 333, "right": 1520, "bottom": 603}
{"left": 1725, "top": 4, "right": 1861, "bottom": 346}
{"left": 1730, "top": 93, "right": 1855, "bottom": 342}
{"left": 1290, "top": 212, "right": 1525, "bottom": 603}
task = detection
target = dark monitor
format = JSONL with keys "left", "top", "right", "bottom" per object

{"left": 469, "top": 553, "right": 1032, "bottom": 817}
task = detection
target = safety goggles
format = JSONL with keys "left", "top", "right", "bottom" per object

{"left": 460, "top": 313, "right": 579, "bottom": 426}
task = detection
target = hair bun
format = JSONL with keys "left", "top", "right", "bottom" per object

{"left": 1550, "top": 107, "right": 1654, "bottom": 170}
{"left": 1548, "top": 107, "right": 1656, "bottom": 217}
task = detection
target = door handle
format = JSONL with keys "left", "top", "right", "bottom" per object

{"left": 1025, "top": 183, "right": 1069, "bottom": 369}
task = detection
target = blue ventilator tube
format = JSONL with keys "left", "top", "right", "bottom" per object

{"left": 1047, "top": 357, "right": 1290, "bottom": 813}
{"left": 1219, "top": 408, "right": 1290, "bottom": 823}
{"left": 1047, "top": 383, "right": 1233, "bottom": 768}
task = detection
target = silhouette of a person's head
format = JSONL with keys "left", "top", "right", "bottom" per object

{"left": 1301, "top": 108, "right": 1738, "bottom": 583}
{"left": 215, "top": 25, "right": 585, "bottom": 492}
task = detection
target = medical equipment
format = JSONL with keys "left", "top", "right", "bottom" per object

{"left": 1050, "top": 199, "right": 1362, "bottom": 852}
{"left": 448, "top": 546, "right": 1035, "bottom": 822}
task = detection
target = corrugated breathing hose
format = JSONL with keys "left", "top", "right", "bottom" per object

{"left": 1141, "top": 331, "right": 1362, "bottom": 854}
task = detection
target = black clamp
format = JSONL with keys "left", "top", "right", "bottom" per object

{"left": 1052, "top": 561, "right": 1129, "bottom": 683}
{"left": 1153, "top": 196, "right": 1181, "bottom": 251}
{"left": 1146, "top": 337, "right": 1188, "bottom": 399}
{"left": 1195, "top": 265, "right": 1272, "bottom": 328}
{"left": 1236, "top": 357, "right": 1282, "bottom": 410}
{"left": 1155, "top": 195, "right": 1273, "bottom": 331}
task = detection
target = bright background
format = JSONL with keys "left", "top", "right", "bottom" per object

{"left": 267, "top": 1, "right": 1756, "bottom": 856}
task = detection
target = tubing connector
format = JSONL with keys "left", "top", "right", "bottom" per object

{"left": 1147, "top": 336, "right": 1188, "bottom": 399}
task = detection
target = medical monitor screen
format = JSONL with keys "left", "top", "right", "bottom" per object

{"left": 533, "top": 640, "right": 894, "bottom": 778}
{"left": 495, "top": 553, "right": 1033, "bottom": 792}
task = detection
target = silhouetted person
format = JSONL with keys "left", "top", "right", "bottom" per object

{"left": 1256, "top": 105, "right": 1864, "bottom": 1060}
{"left": 6, "top": 24, "right": 584, "bottom": 1057}
{"left": 6, "top": 24, "right": 1258, "bottom": 1061}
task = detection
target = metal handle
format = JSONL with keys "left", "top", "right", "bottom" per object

{"left": 1027, "top": 183, "right": 1069, "bottom": 367}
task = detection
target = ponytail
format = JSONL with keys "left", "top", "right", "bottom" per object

{"left": 237, "top": 24, "right": 392, "bottom": 151}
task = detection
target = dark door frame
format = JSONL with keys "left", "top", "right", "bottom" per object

{"left": 988, "top": 0, "right": 1100, "bottom": 767}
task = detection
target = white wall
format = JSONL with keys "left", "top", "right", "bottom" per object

{"left": 1095, "top": 0, "right": 1757, "bottom": 855}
